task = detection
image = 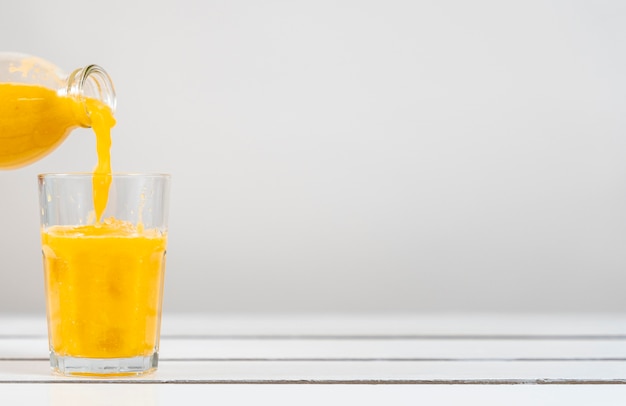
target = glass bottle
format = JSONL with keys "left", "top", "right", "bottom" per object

{"left": 0, "top": 53, "right": 116, "bottom": 169}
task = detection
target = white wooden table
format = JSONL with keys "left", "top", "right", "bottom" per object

{"left": 1, "top": 313, "right": 626, "bottom": 404}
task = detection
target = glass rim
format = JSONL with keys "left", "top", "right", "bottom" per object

{"left": 38, "top": 172, "right": 171, "bottom": 180}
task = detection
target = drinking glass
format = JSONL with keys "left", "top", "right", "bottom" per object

{"left": 38, "top": 173, "right": 170, "bottom": 376}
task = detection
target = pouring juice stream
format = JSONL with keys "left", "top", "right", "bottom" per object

{"left": 87, "top": 97, "right": 114, "bottom": 222}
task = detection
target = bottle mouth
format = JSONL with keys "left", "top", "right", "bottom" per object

{"left": 66, "top": 65, "right": 117, "bottom": 125}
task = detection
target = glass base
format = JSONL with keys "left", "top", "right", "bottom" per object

{"left": 50, "top": 351, "right": 158, "bottom": 377}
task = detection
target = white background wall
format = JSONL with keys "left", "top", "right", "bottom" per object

{"left": 1, "top": 0, "right": 625, "bottom": 313}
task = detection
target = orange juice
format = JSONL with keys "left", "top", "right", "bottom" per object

{"left": 42, "top": 219, "right": 167, "bottom": 359}
{"left": 0, "top": 83, "right": 84, "bottom": 169}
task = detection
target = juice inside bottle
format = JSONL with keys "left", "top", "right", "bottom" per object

{"left": 0, "top": 84, "right": 84, "bottom": 169}
{"left": 0, "top": 55, "right": 116, "bottom": 172}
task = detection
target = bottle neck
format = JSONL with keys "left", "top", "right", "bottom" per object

{"left": 66, "top": 65, "right": 116, "bottom": 127}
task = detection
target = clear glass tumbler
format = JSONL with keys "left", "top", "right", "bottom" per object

{"left": 38, "top": 173, "right": 170, "bottom": 376}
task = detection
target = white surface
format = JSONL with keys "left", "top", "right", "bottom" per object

{"left": 1, "top": 1, "right": 626, "bottom": 314}
{"left": 0, "top": 315, "right": 625, "bottom": 381}
{"left": 5, "top": 337, "right": 626, "bottom": 361}
{"left": 0, "top": 385, "right": 625, "bottom": 406}
{"left": 2, "top": 359, "right": 626, "bottom": 383}
{"left": 0, "top": 314, "right": 625, "bottom": 404}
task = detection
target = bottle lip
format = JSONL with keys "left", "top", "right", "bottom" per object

{"left": 66, "top": 64, "right": 117, "bottom": 123}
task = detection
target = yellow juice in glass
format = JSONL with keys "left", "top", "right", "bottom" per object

{"left": 42, "top": 219, "right": 167, "bottom": 361}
